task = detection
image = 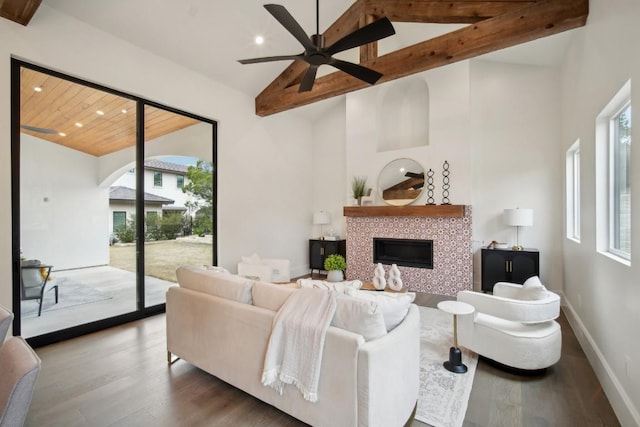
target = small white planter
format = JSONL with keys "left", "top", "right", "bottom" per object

{"left": 326, "top": 270, "right": 344, "bottom": 282}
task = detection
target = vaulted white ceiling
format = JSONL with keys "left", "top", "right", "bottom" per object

{"left": 43, "top": 0, "right": 576, "bottom": 99}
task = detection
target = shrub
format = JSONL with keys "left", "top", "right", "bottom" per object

{"left": 324, "top": 254, "right": 346, "bottom": 271}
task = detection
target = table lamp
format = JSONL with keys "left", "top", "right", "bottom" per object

{"left": 503, "top": 208, "right": 533, "bottom": 250}
{"left": 313, "top": 211, "right": 331, "bottom": 240}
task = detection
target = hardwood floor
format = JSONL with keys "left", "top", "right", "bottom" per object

{"left": 25, "top": 293, "right": 620, "bottom": 427}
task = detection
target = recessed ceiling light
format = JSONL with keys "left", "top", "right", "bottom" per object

{"left": 34, "top": 87, "right": 42, "bottom": 92}
{"left": 58, "top": 132, "right": 66, "bottom": 137}
{"left": 121, "top": 109, "right": 127, "bottom": 114}
{"left": 75, "top": 122, "right": 83, "bottom": 128}
{"left": 96, "top": 110, "right": 105, "bottom": 115}
{"left": 255, "top": 35, "right": 264, "bottom": 45}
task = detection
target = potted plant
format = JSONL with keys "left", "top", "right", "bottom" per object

{"left": 324, "top": 254, "right": 346, "bottom": 282}
{"left": 352, "top": 176, "right": 367, "bottom": 205}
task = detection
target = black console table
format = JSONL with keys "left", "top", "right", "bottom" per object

{"left": 309, "top": 239, "right": 346, "bottom": 277}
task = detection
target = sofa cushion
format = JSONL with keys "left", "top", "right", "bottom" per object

{"left": 252, "top": 281, "right": 298, "bottom": 312}
{"left": 331, "top": 294, "right": 387, "bottom": 341}
{"left": 176, "top": 266, "right": 253, "bottom": 304}
{"left": 344, "top": 288, "right": 415, "bottom": 331}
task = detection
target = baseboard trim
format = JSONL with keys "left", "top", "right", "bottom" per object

{"left": 561, "top": 297, "right": 640, "bottom": 427}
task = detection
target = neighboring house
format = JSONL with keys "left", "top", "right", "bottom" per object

{"left": 109, "top": 159, "right": 195, "bottom": 237}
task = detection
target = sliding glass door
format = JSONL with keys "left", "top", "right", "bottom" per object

{"left": 11, "top": 60, "right": 216, "bottom": 345}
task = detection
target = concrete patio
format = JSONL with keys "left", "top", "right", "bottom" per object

{"left": 20, "top": 265, "right": 175, "bottom": 338}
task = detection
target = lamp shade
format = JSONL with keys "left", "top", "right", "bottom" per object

{"left": 313, "top": 211, "right": 331, "bottom": 225}
{"left": 503, "top": 208, "right": 533, "bottom": 227}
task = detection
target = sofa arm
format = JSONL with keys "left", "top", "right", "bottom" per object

{"left": 357, "top": 304, "right": 420, "bottom": 427}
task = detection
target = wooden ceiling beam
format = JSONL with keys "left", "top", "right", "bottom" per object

{"left": 365, "top": 0, "right": 537, "bottom": 24}
{"left": 0, "top": 0, "right": 41, "bottom": 26}
{"left": 255, "top": 0, "right": 588, "bottom": 116}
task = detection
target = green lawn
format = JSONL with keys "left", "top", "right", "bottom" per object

{"left": 109, "top": 239, "right": 214, "bottom": 282}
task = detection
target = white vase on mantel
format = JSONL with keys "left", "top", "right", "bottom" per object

{"left": 326, "top": 270, "right": 344, "bottom": 282}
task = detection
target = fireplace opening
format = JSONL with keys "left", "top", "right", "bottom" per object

{"left": 373, "top": 238, "right": 433, "bottom": 269}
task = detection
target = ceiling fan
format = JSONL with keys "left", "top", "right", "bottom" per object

{"left": 238, "top": 2, "right": 395, "bottom": 93}
{"left": 20, "top": 124, "right": 58, "bottom": 134}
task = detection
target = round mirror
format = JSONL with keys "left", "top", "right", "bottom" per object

{"left": 377, "top": 158, "right": 425, "bottom": 206}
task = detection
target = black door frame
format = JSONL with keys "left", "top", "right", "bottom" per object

{"left": 10, "top": 58, "right": 218, "bottom": 347}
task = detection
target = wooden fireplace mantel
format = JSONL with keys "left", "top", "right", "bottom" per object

{"left": 343, "top": 205, "right": 465, "bottom": 218}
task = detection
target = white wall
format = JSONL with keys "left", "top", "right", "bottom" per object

{"left": 20, "top": 134, "right": 109, "bottom": 269}
{"left": 346, "top": 62, "right": 472, "bottom": 207}
{"left": 0, "top": 5, "right": 314, "bottom": 310}
{"left": 470, "top": 60, "right": 563, "bottom": 292}
{"left": 560, "top": 0, "right": 640, "bottom": 424}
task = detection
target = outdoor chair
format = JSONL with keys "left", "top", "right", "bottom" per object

{"left": 0, "top": 337, "right": 41, "bottom": 427}
{"left": 20, "top": 260, "right": 59, "bottom": 317}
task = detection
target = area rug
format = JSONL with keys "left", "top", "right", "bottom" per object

{"left": 417, "top": 306, "right": 478, "bottom": 427}
{"left": 21, "top": 279, "right": 112, "bottom": 317}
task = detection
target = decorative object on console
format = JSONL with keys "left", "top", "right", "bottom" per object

{"left": 352, "top": 176, "right": 368, "bottom": 205}
{"left": 426, "top": 168, "right": 435, "bottom": 205}
{"left": 378, "top": 158, "right": 425, "bottom": 206}
{"left": 372, "top": 263, "right": 387, "bottom": 290}
{"left": 441, "top": 160, "right": 451, "bottom": 205}
{"left": 313, "top": 211, "right": 331, "bottom": 239}
{"left": 503, "top": 208, "right": 533, "bottom": 250}
{"left": 388, "top": 263, "right": 403, "bottom": 291}
{"left": 359, "top": 188, "right": 374, "bottom": 205}
{"left": 324, "top": 254, "right": 346, "bottom": 282}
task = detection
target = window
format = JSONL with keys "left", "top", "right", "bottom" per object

{"left": 153, "top": 171, "right": 163, "bottom": 187}
{"left": 113, "top": 211, "right": 126, "bottom": 232}
{"left": 596, "top": 80, "right": 631, "bottom": 264}
{"left": 566, "top": 140, "right": 580, "bottom": 242}
{"left": 177, "top": 175, "right": 184, "bottom": 189}
{"left": 610, "top": 102, "right": 631, "bottom": 257}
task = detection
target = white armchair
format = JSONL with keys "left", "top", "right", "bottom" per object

{"left": 456, "top": 277, "right": 561, "bottom": 371}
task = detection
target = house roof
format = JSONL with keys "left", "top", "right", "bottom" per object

{"left": 144, "top": 160, "right": 189, "bottom": 174}
{"left": 109, "top": 186, "right": 174, "bottom": 205}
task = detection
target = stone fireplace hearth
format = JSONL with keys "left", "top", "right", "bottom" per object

{"left": 344, "top": 205, "right": 472, "bottom": 296}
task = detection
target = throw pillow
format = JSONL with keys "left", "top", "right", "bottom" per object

{"left": 297, "top": 279, "right": 362, "bottom": 293}
{"left": 331, "top": 294, "right": 387, "bottom": 341}
{"left": 518, "top": 276, "right": 548, "bottom": 301}
{"left": 343, "top": 288, "right": 415, "bottom": 331}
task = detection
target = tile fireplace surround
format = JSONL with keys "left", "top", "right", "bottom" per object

{"left": 345, "top": 205, "right": 472, "bottom": 296}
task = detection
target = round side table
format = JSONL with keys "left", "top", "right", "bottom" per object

{"left": 437, "top": 300, "right": 475, "bottom": 373}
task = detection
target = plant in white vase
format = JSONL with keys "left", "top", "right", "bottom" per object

{"left": 324, "top": 254, "right": 346, "bottom": 282}
{"left": 352, "top": 176, "right": 367, "bottom": 205}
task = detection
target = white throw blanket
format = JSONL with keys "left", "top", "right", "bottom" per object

{"left": 261, "top": 287, "right": 337, "bottom": 402}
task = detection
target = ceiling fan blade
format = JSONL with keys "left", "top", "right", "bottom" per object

{"left": 325, "top": 17, "right": 395, "bottom": 56}
{"left": 264, "top": 4, "right": 315, "bottom": 51}
{"left": 20, "top": 124, "right": 58, "bottom": 134}
{"left": 238, "top": 54, "right": 302, "bottom": 64}
{"left": 299, "top": 65, "right": 319, "bottom": 93}
{"left": 330, "top": 59, "right": 383, "bottom": 85}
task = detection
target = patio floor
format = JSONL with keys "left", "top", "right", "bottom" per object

{"left": 20, "top": 265, "right": 175, "bottom": 338}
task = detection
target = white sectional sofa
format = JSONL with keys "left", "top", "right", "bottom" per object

{"left": 166, "top": 266, "right": 420, "bottom": 427}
